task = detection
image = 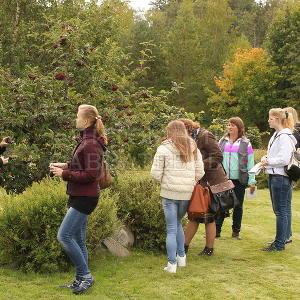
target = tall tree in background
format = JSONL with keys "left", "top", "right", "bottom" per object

{"left": 267, "top": 1, "right": 300, "bottom": 109}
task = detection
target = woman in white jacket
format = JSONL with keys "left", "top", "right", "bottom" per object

{"left": 151, "top": 120, "right": 204, "bottom": 273}
{"left": 261, "top": 108, "right": 296, "bottom": 251}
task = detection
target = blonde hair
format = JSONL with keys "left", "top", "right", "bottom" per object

{"left": 284, "top": 107, "right": 299, "bottom": 125}
{"left": 167, "top": 120, "right": 197, "bottom": 163}
{"left": 269, "top": 108, "right": 294, "bottom": 131}
{"left": 178, "top": 118, "right": 200, "bottom": 135}
{"left": 78, "top": 104, "right": 108, "bottom": 144}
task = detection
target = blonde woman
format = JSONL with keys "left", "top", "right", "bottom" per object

{"left": 285, "top": 107, "right": 300, "bottom": 148}
{"left": 151, "top": 120, "right": 204, "bottom": 273}
{"left": 261, "top": 108, "right": 296, "bottom": 251}
{"left": 50, "top": 104, "right": 107, "bottom": 294}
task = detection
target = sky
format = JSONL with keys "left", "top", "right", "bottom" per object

{"left": 129, "top": 0, "right": 152, "bottom": 11}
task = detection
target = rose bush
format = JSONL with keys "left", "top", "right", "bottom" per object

{"left": 0, "top": 17, "right": 193, "bottom": 193}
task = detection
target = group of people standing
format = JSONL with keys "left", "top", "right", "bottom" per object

{"left": 0, "top": 104, "right": 299, "bottom": 290}
{"left": 151, "top": 107, "right": 300, "bottom": 274}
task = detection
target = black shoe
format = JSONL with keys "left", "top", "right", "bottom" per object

{"left": 198, "top": 246, "right": 214, "bottom": 256}
{"left": 262, "top": 243, "right": 284, "bottom": 252}
{"left": 59, "top": 279, "right": 81, "bottom": 289}
{"left": 268, "top": 239, "right": 292, "bottom": 245}
{"left": 73, "top": 278, "right": 95, "bottom": 295}
{"left": 184, "top": 244, "right": 189, "bottom": 254}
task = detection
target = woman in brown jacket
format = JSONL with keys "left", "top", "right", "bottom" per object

{"left": 179, "top": 119, "right": 228, "bottom": 256}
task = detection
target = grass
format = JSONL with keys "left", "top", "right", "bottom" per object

{"left": 0, "top": 189, "right": 300, "bottom": 300}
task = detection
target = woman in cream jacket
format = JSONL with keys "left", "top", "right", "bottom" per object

{"left": 151, "top": 120, "right": 204, "bottom": 273}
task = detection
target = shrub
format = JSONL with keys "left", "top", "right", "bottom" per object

{"left": 246, "top": 126, "right": 263, "bottom": 149}
{"left": 0, "top": 177, "right": 119, "bottom": 273}
{"left": 114, "top": 171, "right": 166, "bottom": 251}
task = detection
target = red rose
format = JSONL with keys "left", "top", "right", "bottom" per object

{"left": 34, "top": 116, "right": 41, "bottom": 122}
{"left": 53, "top": 44, "right": 58, "bottom": 49}
{"left": 66, "top": 125, "right": 73, "bottom": 130}
{"left": 123, "top": 138, "right": 129, "bottom": 143}
{"left": 55, "top": 72, "right": 66, "bottom": 80}
{"left": 102, "top": 117, "right": 109, "bottom": 123}
{"left": 28, "top": 73, "right": 37, "bottom": 80}
{"left": 111, "top": 85, "right": 119, "bottom": 91}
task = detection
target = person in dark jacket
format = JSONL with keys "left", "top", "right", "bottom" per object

{"left": 50, "top": 104, "right": 107, "bottom": 295}
{"left": 179, "top": 119, "right": 228, "bottom": 256}
{"left": 0, "top": 136, "right": 11, "bottom": 168}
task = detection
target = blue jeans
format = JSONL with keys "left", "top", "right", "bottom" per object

{"left": 57, "top": 207, "right": 91, "bottom": 279}
{"left": 268, "top": 175, "right": 292, "bottom": 249}
{"left": 162, "top": 198, "right": 189, "bottom": 264}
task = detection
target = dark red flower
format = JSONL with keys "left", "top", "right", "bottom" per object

{"left": 28, "top": 73, "right": 37, "bottom": 80}
{"left": 89, "top": 47, "right": 96, "bottom": 52}
{"left": 123, "top": 138, "right": 129, "bottom": 143}
{"left": 111, "top": 85, "right": 119, "bottom": 91}
{"left": 34, "top": 116, "right": 41, "bottom": 122}
{"left": 101, "top": 118, "right": 109, "bottom": 123}
{"left": 16, "top": 97, "right": 25, "bottom": 103}
{"left": 66, "top": 125, "right": 73, "bottom": 130}
{"left": 55, "top": 72, "right": 66, "bottom": 80}
{"left": 60, "top": 38, "right": 67, "bottom": 46}
{"left": 122, "top": 105, "right": 129, "bottom": 109}
{"left": 53, "top": 44, "right": 58, "bottom": 49}
{"left": 68, "top": 81, "right": 74, "bottom": 87}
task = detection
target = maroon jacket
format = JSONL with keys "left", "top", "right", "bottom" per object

{"left": 62, "top": 126, "right": 105, "bottom": 197}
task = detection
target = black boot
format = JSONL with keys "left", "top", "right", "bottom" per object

{"left": 198, "top": 246, "right": 214, "bottom": 256}
{"left": 184, "top": 244, "right": 189, "bottom": 254}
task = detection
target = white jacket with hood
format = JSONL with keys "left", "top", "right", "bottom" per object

{"left": 265, "top": 128, "right": 297, "bottom": 176}
{"left": 150, "top": 139, "right": 205, "bottom": 200}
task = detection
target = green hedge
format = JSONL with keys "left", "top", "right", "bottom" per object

{"left": 0, "top": 177, "right": 119, "bottom": 273}
{"left": 114, "top": 171, "right": 166, "bottom": 251}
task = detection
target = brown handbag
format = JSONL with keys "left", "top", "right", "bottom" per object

{"left": 99, "top": 159, "right": 112, "bottom": 189}
{"left": 188, "top": 184, "right": 211, "bottom": 219}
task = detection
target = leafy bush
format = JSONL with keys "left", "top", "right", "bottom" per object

{"left": 246, "top": 126, "right": 263, "bottom": 149}
{"left": 0, "top": 177, "right": 119, "bottom": 273}
{"left": 114, "top": 171, "right": 166, "bottom": 251}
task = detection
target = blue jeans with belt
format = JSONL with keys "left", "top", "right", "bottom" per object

{"left": 162, "top": 198, "right": 190, "bottom": 264}
{"left": 57, "top": 207, "right": 91, "bottom": 279}
{"left": 268, "top": 174, "right": 292, "bottom": 250}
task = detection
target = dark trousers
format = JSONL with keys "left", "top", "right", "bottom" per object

{"left": 215, "top": 180, "right": 246, "bottom": 233}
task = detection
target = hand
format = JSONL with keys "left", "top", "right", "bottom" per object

{"left": 50, "top": 166, "right": 63, "bottom": 177}
{"left": 260, "top": 158, "right": 268, "bottom": 168}
{"left": 49, "top": 162, "right": 68, "bottom": 169}
{"left": 0, "top": 136, "right": 11, "bottom": 147}
{"left": 1, "top": 156, "right": 9, "bottom": 165}
{"left": 249, "top": 185, "right": 256, "bottom": 194}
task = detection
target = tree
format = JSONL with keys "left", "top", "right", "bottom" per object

{"left": 267, "top": 1, "right": 300, "bottom": 109}
{"left": 208, "top": 48, "right": 283, "bottom": 130}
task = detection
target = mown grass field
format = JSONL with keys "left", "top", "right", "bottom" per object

{"left": 0, "top": 189, "right": 299, "bottom": 300}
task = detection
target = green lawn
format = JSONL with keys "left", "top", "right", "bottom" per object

{"left": 0, "top": 189, "right": 299, "bottom": 300}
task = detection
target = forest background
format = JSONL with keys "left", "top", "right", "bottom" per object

{"left": 0, "top": 0, "right": 300, "bottom": 193}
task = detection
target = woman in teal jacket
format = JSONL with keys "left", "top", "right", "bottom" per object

{"left": 215, "top": 117, "right": 256, "bottom": 239}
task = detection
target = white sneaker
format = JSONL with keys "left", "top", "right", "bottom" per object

{"left": 163, "top": 262, "right": 177, "bottom": 273}
{"left": 176, "top": 255, "right": 186, "bottom": 267}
